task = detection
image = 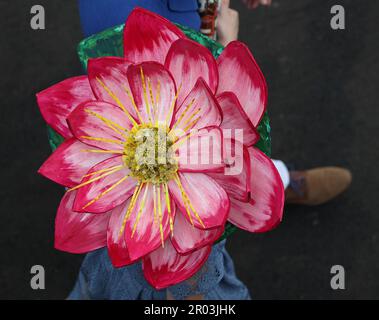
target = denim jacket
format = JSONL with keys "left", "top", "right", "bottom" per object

{"left": 78, "top": 0, "right": 201, "bottom": 37}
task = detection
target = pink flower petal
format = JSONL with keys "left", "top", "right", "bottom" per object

{"left": 171, "top": 210, "right": 224, "bottom": 254}
{"left": 68, "top": 101, "right": 132, "bottom": 150}
{"left": 123, "top": 8, "right": 185, "bottom": 64}
{"left": 217, "top": 92, "right": 259, "bottom": 146}
{"left": 171, "top": 78, "right": 222, "bottom": 131}
{"left": 107, "top": 203, "right": 138, "bottom": 268}
{"left": 55, "top": 191, "right": 111, "bottom": 254}
{"left": 38, "top": 138, "right": 110, "bottom": 188}
{"left": 142, "top": 239, "right": 211, "bottom": 289}
{"left": 87, "top": 57, "right": 138, "bottom": 121}
{"left": 208, "top": 138, "right": 251, "bottom": 202}
{"left": 168, "top": 172, "right": 229, "bottom": 229}
{"left": 73, "top": 157, "right": 137, "bottom": 213}
{"left": 126, "top": 62, "right": 176, "bottom": 125}
{"left": 36, "top": 76, "right": 95, "bottom": 138}
{"left": 217, "top": 41, "right": 267, "bottom": 126}
{"left": 228, "top": 147, "right": 284, "bottom": 233}
{"left": 124, "top": 184, "right": 175, "bottom": 261}
{"left": 175, "top": 126, "right": 224, "bottom": 173}
{"left": 165, "top": 38, "right": 218, "bottom": 107}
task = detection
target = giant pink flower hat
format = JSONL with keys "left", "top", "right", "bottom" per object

{"left": 37, "top": 8, "right": 284, "bottom": 289}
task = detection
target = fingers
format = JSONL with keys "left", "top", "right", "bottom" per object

{"left": 222, "top": 0, "right": 231, "bottom": 9}
{"left": 216, "top": 2, "right": 239, "bottom": 46}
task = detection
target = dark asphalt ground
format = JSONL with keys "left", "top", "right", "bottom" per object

{"left": 0, "top": 0, "right": 378, "bottom": 299}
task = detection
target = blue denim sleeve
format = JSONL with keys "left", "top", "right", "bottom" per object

{"left": 68, "top": 240, "right": 250, "bottom": 300}
{"left": 168, "top": 240, "right": 251, "bottom": 300}
{"left": 67, "top": 267, "right": 91, "bottom": 300}
{"left": 78, "top": 0, "right": 201, "bottom": 37}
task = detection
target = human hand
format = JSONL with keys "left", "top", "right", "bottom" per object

{"left": 217, "top": 0, "right": 239, "bottom": 47}
{"left": 243, "top": 0, "right": 272, "bottom": 9}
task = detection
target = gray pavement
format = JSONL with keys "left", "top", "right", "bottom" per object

{"left": 0, "top": 0, "right": 378, "bottom": 299}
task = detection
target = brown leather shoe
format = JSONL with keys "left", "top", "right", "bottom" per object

{"left": 285, "top": 167, "right": 352, "bottom": 206}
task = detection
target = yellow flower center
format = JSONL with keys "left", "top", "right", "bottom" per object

{"left": 123, "top": 123, "right": 178, "bottom": 184}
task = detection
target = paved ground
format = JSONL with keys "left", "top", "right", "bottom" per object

{"left": 1, "top": 0, "right": 378, "bottom": 299}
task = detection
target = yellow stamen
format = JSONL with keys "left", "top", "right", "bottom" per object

{"left": 96, "top": 77, "right": 138, "bottom": 126}
{"left": 85, "top": 108, "right": 128, "bottom": 138}
{"left": 171, "top": 98, "right": 196, "bottom": 131}
{"left": 157, "top": 185, "right": 165, "bottom": 247}
{"left": 172, "top": 131, "right": 197, "bottom": 150}
{"left": 147, "top": 78, "right": 156, "bottom": 111}
{"left": 164, "top": 183, "right": 174, "bottom": 235}
{"left": 174, "top": 175, "right": 193, "bottom": 226}
{"left": 126, "top": 183, "right": 143, "bottom": 220}
{"left": 140, "top": 67, "right": 152, "bottom": 124}
{"left": 81, "top": 149, "right": 124, "bottom": 154}
{"left": 148, "top": 78, "right": 160, "bottom": 126}
{"left": 80, "top": 136, "right": 124, "bottom": 145}
{"left": 84, "top": 165, "right": 122, "bottom": 178}
{"left": 181, "top": 108, "right": 201, "bottom": 127}
{"left": 153, "top": 184, "right": 158, "bottom": 225}
{"left": 119, "top": 183, "right": 143, "bottom": 238}
{"left": 154, "top": 81, "right": 161, "bottom": 127}
{"left": 175, "top": 174, "right": 205, "bottom": 228}
{"left": 155, "top": 81, "right": 161, "bottom": 107}
{"left": 131, "top": 183, "right": 149, "bottom": 238}
{"left": 165, "top": 84, "right": 182, "bottom": 125}
{"left": 123, "top": 85, "right": 144, "bottom": 124}
{"left": 183, "top": 117, "right": 200, "bottom": 132}
{"left": 67, "top": 167, "right": 122, "bottom": 192}
{"left": 185, "top": 195, "right": 205, "bottom": 228}
{"left": 82, "top": 175, "right": 130, "bottom": 210}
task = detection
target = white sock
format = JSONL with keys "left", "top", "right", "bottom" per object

{"left": 272, "top": 159, "right": 290, "bottom": 189}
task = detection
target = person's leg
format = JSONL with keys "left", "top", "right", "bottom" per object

{"left": 273, "top": 160, "right": 352, "bottom": 206}
{"left": 285, "top": 166, "right": 352, "bottom": 206}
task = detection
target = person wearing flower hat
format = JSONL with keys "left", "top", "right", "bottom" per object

{"left": 78, "top": 0, "right": 352, "bottom": 208}
{"left": 55, "top": 0, "right": 351, "bottom": 300}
